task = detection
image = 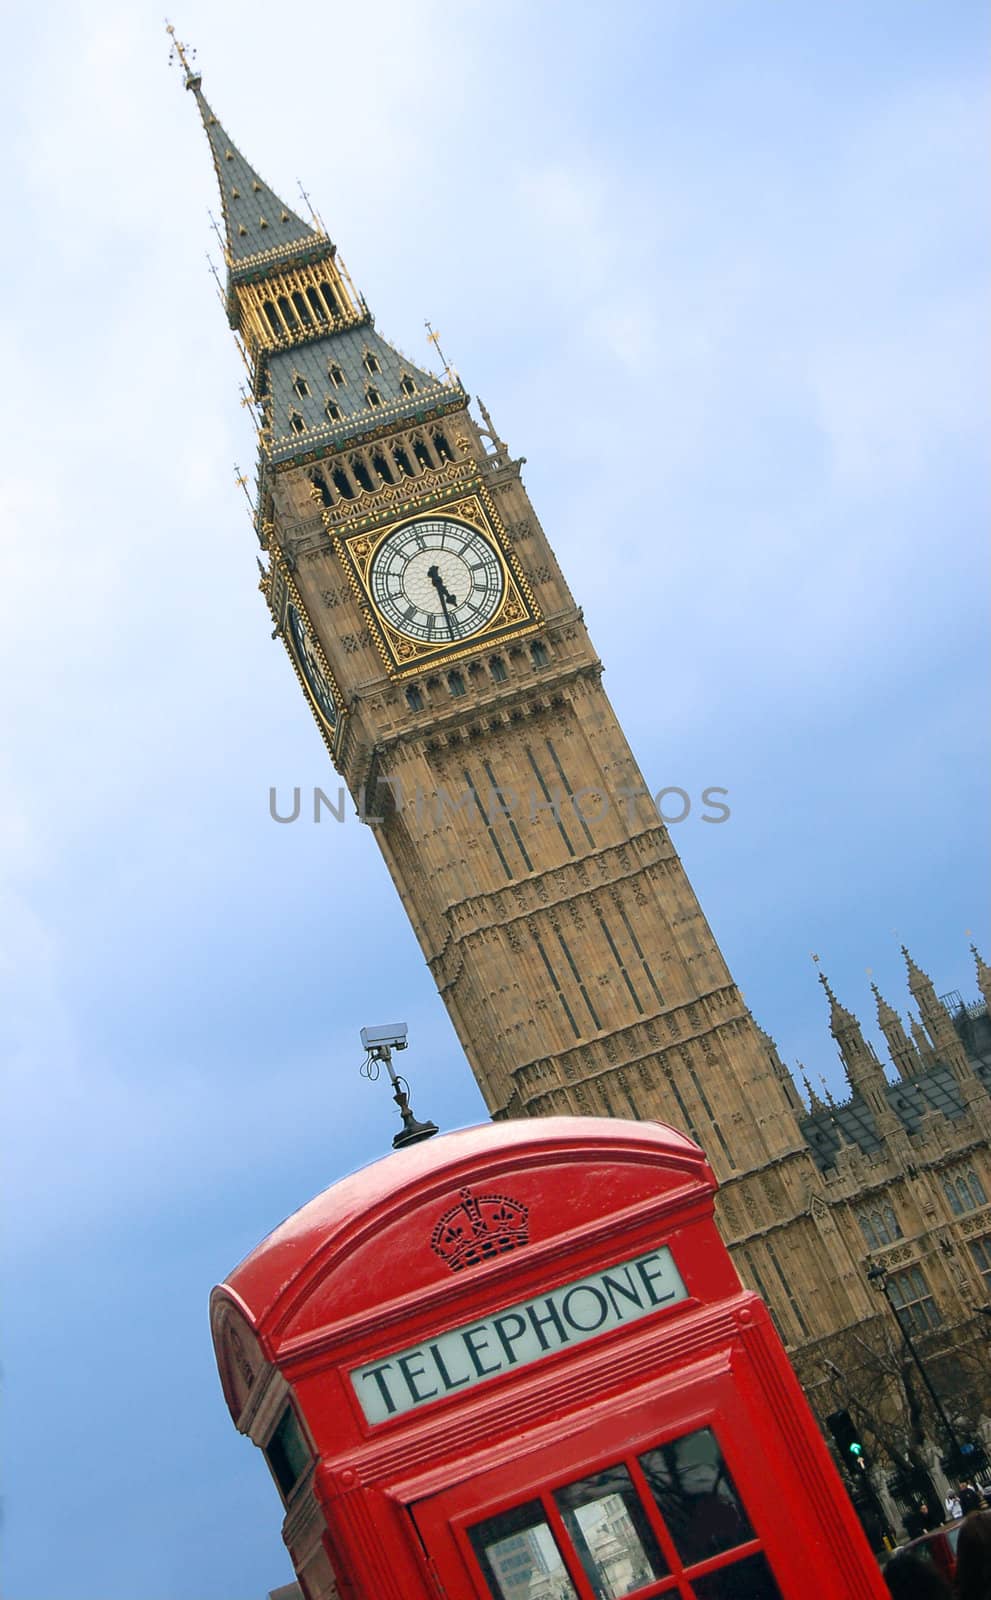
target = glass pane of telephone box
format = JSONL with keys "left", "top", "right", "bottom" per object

{"left": 638, "top": 1429, "right": 753, "bottom": 1567}
{"left": 469, "top": 1499, "right": 579, "bottom": 1600}
{"left": 554, "top": 1464, "right": 669, "bottom": 1598}
{"left": 690, "top": 1552, "right": 782, "bottom": 1599}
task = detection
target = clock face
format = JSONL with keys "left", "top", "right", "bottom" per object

{"left": 369, "top": 517, "right": 504, "bottom": 643}
{"left": 287, "top": 604, "right": 338, "bottom": 731}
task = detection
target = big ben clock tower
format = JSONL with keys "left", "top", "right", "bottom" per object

{"left": 172, "top": 37, "right": 821, "bottom": 1245}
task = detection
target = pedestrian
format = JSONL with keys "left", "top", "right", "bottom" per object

{"left": 882, "top": 1549, "right": 952, "bottom": 1598}
{"left": 960, "top": 1483, "right": 983, "bottom": 1515}
{"left": 955, "top": 1508, "right": 991, "bottom": 1600}
{"left": 945, "top": 1490, "right": 962, "bottom": 1521}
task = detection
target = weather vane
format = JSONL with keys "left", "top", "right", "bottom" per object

{"left": 165, "top": 21, "right": 198, "bottom": 82}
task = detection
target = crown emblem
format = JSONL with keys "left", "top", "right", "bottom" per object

{"left": 430, "top": 1187, "right": 530, "bottom": 1272}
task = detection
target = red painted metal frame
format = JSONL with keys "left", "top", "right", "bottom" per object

{"left": 211, "top": 1117, "right": 887, "bottom": 1599}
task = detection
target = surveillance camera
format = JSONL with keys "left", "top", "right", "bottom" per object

{"left": 360, "top": 1023, "right": 409, "bottom": 1051}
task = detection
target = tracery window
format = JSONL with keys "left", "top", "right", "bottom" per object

{"left": 887, "top": 1266, "right": 941, "bottom": 1337}
{"left": 858, "top": 1206, "right": 902, "bottom": 1249}
{"left": 943, "top": 1169, "right": 988, "bottom": 1215}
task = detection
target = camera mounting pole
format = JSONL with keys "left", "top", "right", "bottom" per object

{"left": 359, "top": 1024, "right": 439, "bottom": 1150}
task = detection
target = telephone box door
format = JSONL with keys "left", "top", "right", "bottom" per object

{"left": 407, "top": 1369, "right": 874, "bottom": 1600}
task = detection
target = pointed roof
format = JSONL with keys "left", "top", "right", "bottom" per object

{"left": 168, "top": 27, "right": 323, "bottom": 272}
{"left": 871, "top": 981, "right": 903, "bottom": 1031}
{"left": 901, "top": 944, "right": 932, "bottom": 994}
{"left": 188, "top": 81, "right": 318, "bottom": 268}
{"left": 818, "top": 970, "right": 860, "bottom": 1038}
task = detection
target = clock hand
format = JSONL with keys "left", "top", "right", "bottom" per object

{"left": 427, "top": 564, "right": 458, "bottom": 637}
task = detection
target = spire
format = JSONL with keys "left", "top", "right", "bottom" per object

{"left": 871, "top": 981, "right": 920, "bottom": 1081}
{"left": 972, "top": 943, "right": 991, "bottom": 1012}
{"left": 800, "top": 1066, "right": 825, "bottom": 1113}
{"left": 818, "top": 970, "right": 861, "bottom": 1040}
{"left": 168, "top": 24, "right": 320, "bottom": 273}
{"left": 818, "top": 969, "right": 899, "bottom": 1131}
{"left": 901, "top": 944, "right": 931, "bottom": 996}
{"left": 188, "top": 83, "right": 318, "bottom": 269}
{"left": 900, "top": 944, "right": 978, "bottom": 1088}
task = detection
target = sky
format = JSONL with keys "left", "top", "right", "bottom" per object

{"left": 1, "top": 2, "right": 988, "bottom": 1596}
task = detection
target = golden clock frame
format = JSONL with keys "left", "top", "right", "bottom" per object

{"left": 261, "top": 550, "right": 347, "bottom": 760}
{"left": 333, "top": 481, "right": 542, "bottom": 679}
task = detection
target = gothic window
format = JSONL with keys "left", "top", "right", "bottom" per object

{"left": 362, "top": 350, "right": 381, "bottom": 376}
{"left": 371, "top": 450, "right": 394, "bottom": 484}
{"left": 351, "top": 458, "right": 374, "bottom": 494}
{"left": 883, "top": 1205, "right": 902, "bottom": 1241}
{"left": 405, "top": 686, "right": 424, "bottom": 711}
{"left": 859, "top": 1207, "right": 901, "bottom": 1248}
{"left": 305, "top": 287, "right": 328, "bottom": 323}
{"left": 392, "top": 446, "right": 415, "bottom": 478}
{"left": 319, "top": 281, "right": 341, "bottom": 318}
{"left": 292, "top": 373, "right": 310, "bottom": 399}
{"left": 412, "top": 436, "right": 432, "bottom": 471}
{"left": 291, "top": 292, "right": 313, "bottom": 327}
{"left": 531, "top": 640, "right": 550, "bottom": 667}
{"left": 858, "top": 1214, "right": 879, "bottom": 1251}
{"left": 332, "top": 467, "right": 356, "bottom": 501}
{"left": 289, "top": 410, "right": 305, "bottom": 434}
{"left": 328, "top": 363, "right": 346, "bottom": 388}
{"left": 432, "top": 428, "right": 454, "bottom": 461}
{"left": 277, "top": 295, "right": 299, "bottom": 331}
{"left": 887, "top": 1267, "right": 941, "bottom": 1337}
{"left": 944, "top": 1169, "right": 987, "bottom": 1215}
{"left": 490, "top": 656, "right": 508, "bottom": 682}
{"left": 310, "top": 469, "right": 333, "bottom": 508}
{"left": 325, "top": 399, "right": 343, "bottom": 423}
{"left": 365, "top": 386, "right": 382, "bottom": 408}
{"left": 970, "top": 1237, "right": 991, "bottom": 1294}
{"left": 263, "top": 300, "right": 282, "bottom": 336}
{"left": 448, "top": 671, "right": 466, "bottom": 698}
{"left": 400, "top": 373, "right": 417, "bottom": 396}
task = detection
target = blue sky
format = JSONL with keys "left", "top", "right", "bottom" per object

{"left": 2, "top": 2, "right": 988, "bottom": 1595}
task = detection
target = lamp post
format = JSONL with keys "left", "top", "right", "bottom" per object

{"left": 866, "top": 1263, "right": 965, "bottom": 1473}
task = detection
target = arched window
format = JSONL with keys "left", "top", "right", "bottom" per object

{"left": 531, "top": 640, "right": 550, "bottom": 667}
{"left": 883, "top": 1206, "right": 902, "bottom": 1241}
{"left": 432, "top": 429, "right": 454, "bottom": 461}
{"left": 289, "top": 410, "right": 305, "bottom": 435}
{"left": 400, "top": 373, "right": 417, "bottom": 396}
{"left": 448, "top": 671, "right": 466, "bottom": 698}
{"left": 944, "top": 1180, "right": 964, "bottom": 1216}
{"left": 291, "top": 292, "right": 313, "bottom": 327}
{"left": 412, "top": 436, "right": 432, "bottom": 471}
{"left": 366, "top": 387, "right": 382, "bottom": 408}
{"left": 305, "top": 287, "right": 327, "bottom": 323}
{"left": 277, "top": 295, "right": 299, "bottom": 331}
{"left": 350, "top": 458, "right": 374, "bottom": 494}
{"left": 292, "top": 374, "right": 310, "bottom": 399}
{"left": 325, "top": 399, "right": 343, "bottom": 423}
{"left": 406, "top": 686, "right": 424, "bottom": 712}
{"left": 263, "top": 300, "right": 282, "bottom": 336}
{"left": 490, "top": 656, "right": 508, "bottom": 683}
{"left": 328, "top": 363, "right": 346, "bottom": 388}
{"left": 310, "top": 469, "right": 333, "bottom": 508}
{"left": 858, "top": 1214, "right": 879, "bottom": 1251}
{"left": 332, "top": 467, "right": 356, "bottom": 501}
{"left": 362, "top": 350, "right": 381, "bottom": 376}
{"left": 318, "top": 282, "right": 341, "bottom": 318}
{"left": 392, "top": 446, "right": 415, "bottom": 478}
{"left": 372, "top": 451, "right": 394, "bottom": 485}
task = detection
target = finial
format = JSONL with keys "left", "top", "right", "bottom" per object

{"left": 811, "top": 951, "right": 820, "bottom": 965}
{"left": 818, "top": 968, "right": 837, "bottom": 1003}
{"left": 165, "top": 21, "right": 201, "bottom": 89}
{"left": 425, "top": 320, "right": 457, "bottom": 386}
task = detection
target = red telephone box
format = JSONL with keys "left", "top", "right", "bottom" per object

{"left": 211, "top": 1117, "right": 886, "bottom": 1600}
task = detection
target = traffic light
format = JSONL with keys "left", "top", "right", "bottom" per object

{"left": 826, "top": 1409, "right": 869, "bottom": 1472}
